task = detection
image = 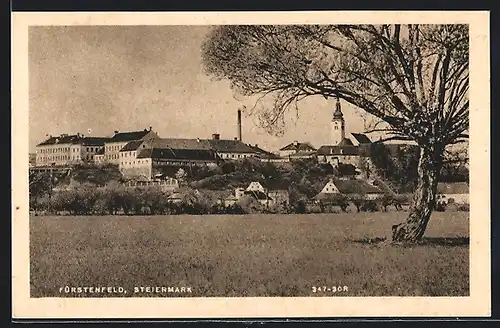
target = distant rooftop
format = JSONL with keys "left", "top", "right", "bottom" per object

{"left": 137, "top": 148, "right": 219, "bottom": 161}
{"left": 208, "top": 139, "right": 257, "bottom": 153}
{"left": 37, "top": 134, "right": 110, "bottom": 147}
{"left": 108, "top": 129, "right": 154, "bottom": 143}
{"left": 144, "top": 138, "right": 212, "bottom": 150}
{"left": 350, "top": 133, "right": 372, "bottom": 144}
{"left": 120, "top": 140, "right": 144, "bottom": 152}
{"left": 279, "top": 142, "right": 317, "bottom": 152}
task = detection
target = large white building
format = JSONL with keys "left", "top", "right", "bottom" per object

{"left": 35, "top": 134, "right": 109, "bottom": 167}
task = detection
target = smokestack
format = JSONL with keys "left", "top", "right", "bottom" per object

{"left": 237, "top": 109, "right": 242, "bottom": 141}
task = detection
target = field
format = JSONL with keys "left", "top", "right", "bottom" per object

{"left": 30, "top": 211, "right": 469, "bottom": 297}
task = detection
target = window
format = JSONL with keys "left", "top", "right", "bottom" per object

{"left": 335, "top": 126, "right": 338, "bottom": 130}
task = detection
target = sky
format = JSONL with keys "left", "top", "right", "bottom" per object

{"left": 28, "top": 25, "right": 371, "bottom": 153}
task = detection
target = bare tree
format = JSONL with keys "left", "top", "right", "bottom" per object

{"left": 202, "top": 24, "right": 468, "bottom": 242}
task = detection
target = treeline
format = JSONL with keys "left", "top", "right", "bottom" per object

{"left": 30, "top": 182, "right": 419, "bottom": 216}
{"left": 30, "top": 183, "right": 225, "bottom": 216}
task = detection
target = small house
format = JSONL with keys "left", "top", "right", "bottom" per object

{"left": 245, "top": 181, "right": 290, "bottom": 207}
{"left": 437, "top": 182, "right": 469, "bottom": 204}
{"left": 314, "top": 178, "right": 385, "bottom": 201}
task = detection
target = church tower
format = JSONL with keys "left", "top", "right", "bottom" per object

{"left": 331, "top": 97, "right": 346, "bottom": 145}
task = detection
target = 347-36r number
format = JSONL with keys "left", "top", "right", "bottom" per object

{"left": 312, "top": 286, "right": 348, "bottom": 293}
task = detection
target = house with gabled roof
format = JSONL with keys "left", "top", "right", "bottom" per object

{"left": 245, "top": 180, "right": 290, "bottom": 207}
{"left": 313, "top": 178, "right": 385, "bottom": 201}
{"left": 35, "top": 133, "right": 110, "bottom": 167}
{"left": 279, "top": 141, "right": 317, "bottom": 158}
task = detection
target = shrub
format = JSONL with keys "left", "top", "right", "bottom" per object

{"left": 238, "top": 195, "right": 263, "bottom": 214}
{"left": 380, "top": 195, "right": 394, "bottom": 212}
{"left": 457, "top": 203, "right": 470, "bottom": 212}
{"left": 268, "top": 201, "right": 289, "bottom": 214}
{"left": 361, "top": 200, "right": 378, "bottom": 212}
{"left": 337, "top": 163, "right": 357, "bottom": 177}
{"left": 348, "top": 194, "right": 364, "bottom": 212}
{"left": 293, "top": 200, "right": 307, "bottom": 214}
{"left": 435, "top": 201, "right": 447, "bottom": 212}
{"left": 331, "top": 194, "right": 349, "bottom": 212}
{"left": 393, "top": 194, "right": 410, "bottom": 211}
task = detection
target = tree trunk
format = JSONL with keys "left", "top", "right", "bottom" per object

{"left": 392, "top": 144, "right": 444, "bottom": 243}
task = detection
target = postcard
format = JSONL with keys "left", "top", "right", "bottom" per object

{"left": 12, "top": 11, "right": 490, "bottom": 318}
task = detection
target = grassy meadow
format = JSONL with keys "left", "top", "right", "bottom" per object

{"left": 30, "top": 211, "right": 469, "bottom": 297}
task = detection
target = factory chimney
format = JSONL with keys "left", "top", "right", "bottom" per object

{"left": 237, "top": 109, "right": 242, "bottom": 142}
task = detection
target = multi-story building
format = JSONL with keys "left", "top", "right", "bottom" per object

{"left": 104, "top": 127, "right": 159, "bottom": 164}
{"left": 207, "top": 133, "right": 258, "bottom": 160}
{"left": 118, "top": 137, "right": 222, "bottom": 180}
{"left": 79, "top": 137, "right": 109, "bottom": 163}
{"left": 124, "top": 147, "right": 220, "bottom": 180}
{"left": 35, "top": 134, "right": 79, "bottom": 166}
{"left": 119, "top": 135, "right": 266, "bottom": 179}
{"left": 35, "top": 134, "right": 109, "bottom": 166}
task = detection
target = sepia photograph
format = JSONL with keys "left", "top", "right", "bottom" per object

{"left": 12, "top": 11, "right": 490, "bottom": 318}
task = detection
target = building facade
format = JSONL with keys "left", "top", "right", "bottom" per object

{"left": 35, "top": 134, "right": 109, "bottom": 167}
{"left": 104, "top": 128, "right": 159, "bottom": 164}
{"left": 207, "top": 134, "right": 257, "bottom": 160}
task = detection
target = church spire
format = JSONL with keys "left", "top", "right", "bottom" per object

{"left": 333, "top": 97, "right": 343, "bottom": 119}
{"left": 331, "top": 97, "right": 346, "bottom": 145}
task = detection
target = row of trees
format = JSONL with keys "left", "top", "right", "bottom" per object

{"left": 31, "top": 181, "right": 416, "bottom": 216}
